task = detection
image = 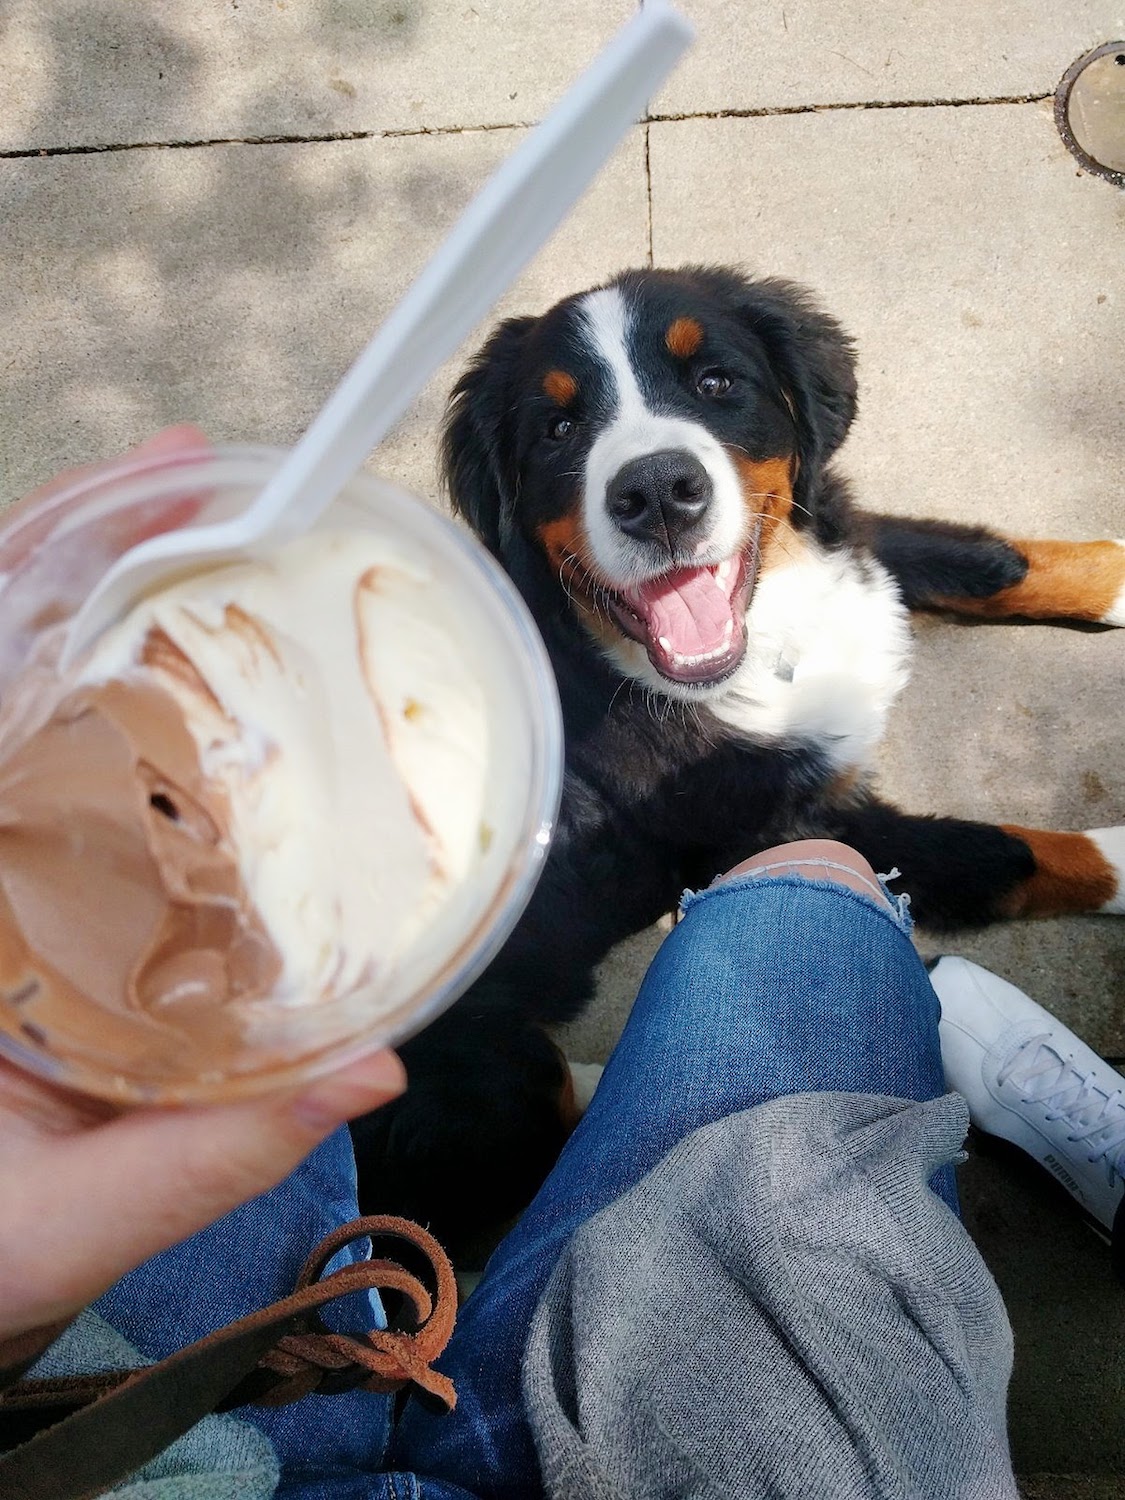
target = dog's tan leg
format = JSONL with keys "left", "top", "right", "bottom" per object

{"left": 862, "top": 515, "right": 1125, "bottom": 624}
{"left": 936, "top": 539, "right": 1125, "bottom": 624}
{"left": 997, "top": 826, "right": 1125, "bottom": 917}
{"left": 831, "top": 803, "right": 1125, "bottom": 928}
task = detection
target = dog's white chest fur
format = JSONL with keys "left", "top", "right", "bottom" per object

{"left": 709, "top": 542, "right": 913, "bottom": 773}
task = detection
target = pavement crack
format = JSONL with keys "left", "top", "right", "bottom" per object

{"left": 644, "top": 122, "right": 654, "bottom": 269}
{"left": 383, "top": 120, "right": 529, "bottom": 138}
{"left": 0, "top": 92, "right": 1055, "bottom": 161}
{"left": 0, "top": 119, "right": 530, "bottom": 160}
{"left": 0, "top": 128, "right": 384, "bottom": 159}
{"left": 645, "top": 92, "right": 1053, "bottom": 125}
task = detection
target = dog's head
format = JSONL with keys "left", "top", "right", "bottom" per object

{"left": 443, "top": 267, "right": 857, "bottom": 696}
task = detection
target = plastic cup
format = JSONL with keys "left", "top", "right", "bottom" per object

{"left": 0, "top": 444, "right": 562, "bottom": 1103}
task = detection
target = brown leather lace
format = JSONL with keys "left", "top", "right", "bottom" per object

{"left": 0, "top": 1215, "right": 458, "bottom": 1500}
{"left": 254, "top": 1216, "right": 458, "bottom": 1409}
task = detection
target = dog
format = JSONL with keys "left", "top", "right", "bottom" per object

{"left": 353, "top": 265, "right": 1125, "bottom": 1255}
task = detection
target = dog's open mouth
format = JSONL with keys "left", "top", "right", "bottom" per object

{"left": 607, "top": 549, "right": 756, "bottom": 686}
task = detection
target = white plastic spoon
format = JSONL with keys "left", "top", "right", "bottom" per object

{"left": 58, "top": 2, "right": 693, "bottom": 670}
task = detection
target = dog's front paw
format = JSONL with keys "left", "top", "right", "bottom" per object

{"left": 1102, "top": 541, "right": 1125, "bottom": 625}
{"left": 1089, "top": 827, "right": 1125, "bottom": 913}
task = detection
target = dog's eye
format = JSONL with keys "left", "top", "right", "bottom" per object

{"left": 696, "top": 369, "right": 733, "bottom": 398}
{"left": 546, "top": 415, "right": 577, "bottom": 442}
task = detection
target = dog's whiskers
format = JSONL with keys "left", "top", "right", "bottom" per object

{"left": 738, "top": 489, "right": 813, "bottom": 524}
{"left": 560, "top": 546, "right": 617, "bottom": 625}
{"left": 607, "top": 673, "right": 633, "bottom": 716}
{"left": 558, "top": 553, "right": 581, "bottom": 610}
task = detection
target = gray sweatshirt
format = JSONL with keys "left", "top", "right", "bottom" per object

{"left": 523, "top": 1091, "right": 1018, "bottom": 1500}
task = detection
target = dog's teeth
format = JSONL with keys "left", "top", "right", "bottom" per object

{"left": 658, "top": 636, "right": 672, "bottom": 651}
{"left": 671, "top": 642, "right": 730, "bottom": 668}
{"left": 723, "top": 619, "right": 734, "bottom": 641}
{"left": 717, "top": 561, "right": 731, "bottom": 583}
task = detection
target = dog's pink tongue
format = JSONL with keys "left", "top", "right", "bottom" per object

{"left": 630, "top": 566, "right": 731, "bottom": 657}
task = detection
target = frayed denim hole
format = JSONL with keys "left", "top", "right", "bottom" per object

{"left": 680, "top": 872, "right": 915, "bottom": 938}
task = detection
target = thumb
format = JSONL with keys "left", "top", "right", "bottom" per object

{"left": 26, "top": 1049, "right": 405, "bottom": 1327}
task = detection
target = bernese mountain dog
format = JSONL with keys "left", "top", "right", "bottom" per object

{"left": 353, "top": 266, "right": 1125, "bottom": 1255}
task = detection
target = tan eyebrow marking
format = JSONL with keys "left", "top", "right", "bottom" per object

{"left": 665, "top": 316, "right": 704, "bottom": 359}
{"left": 543, "top": 370, "right": 578, "bottom": 405}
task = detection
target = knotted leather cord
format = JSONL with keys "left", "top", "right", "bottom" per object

{"left": 0, "top": 1215, "right": 457, "bottom": 1500}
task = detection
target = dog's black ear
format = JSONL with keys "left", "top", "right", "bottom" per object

{"left": 728, "top": 273, "right": 858, "bottom": 485}
{"left": 442, "top": 316, "right": 536, "bottom": 556}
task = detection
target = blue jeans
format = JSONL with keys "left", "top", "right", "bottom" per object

{"left": 94, "top": 871, "right": 950, "bottom": 1498}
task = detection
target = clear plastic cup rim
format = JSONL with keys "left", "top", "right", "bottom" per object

{"left": 0, "top": 445, "right": 564, "bottom": 1102}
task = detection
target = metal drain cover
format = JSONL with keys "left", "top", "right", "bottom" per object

{"left": 1056, "top": 42, "right": 1125, "bottom": 186}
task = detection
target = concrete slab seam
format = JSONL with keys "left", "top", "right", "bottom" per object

{"left": 0, "top": 92, "right": 1058, "bottom": 162}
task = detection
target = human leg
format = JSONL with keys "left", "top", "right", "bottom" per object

{"left": 393, "top": 841, "right": 952, "bottom": 1496}
{"left": 28, "top": 1125, "right": 479, "bottom": 1500}
{"left": 87, "top": 1127, "right": 397, "bottom": 1499}
{"left": 524, "top": 1088, "right": 1015, "bottom": 1500}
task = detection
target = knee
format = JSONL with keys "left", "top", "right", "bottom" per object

{"left": 713, "top": 839, "right": 892, "bottom": 911}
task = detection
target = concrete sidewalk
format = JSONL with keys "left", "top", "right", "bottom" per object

{"left": 1, "top": 2, "right": 1123, "bottom": 1491}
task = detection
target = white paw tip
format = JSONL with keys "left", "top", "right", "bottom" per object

{"left": 1103, "top": 540, "right": 1125, "bottom": 626}
{"left": 1087, "top": 827, "right": 1125, "bottom": 913}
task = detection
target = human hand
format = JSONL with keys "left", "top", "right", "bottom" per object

{"left": 0, "top": 432, "right": 406, "bottom": 1347}
{"left": 0, "top": 1048, "right": 405, "bottom": 1346}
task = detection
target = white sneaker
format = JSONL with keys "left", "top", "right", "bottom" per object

{"left": 930, "top": 955, "right": 1125, "bottom": 1235}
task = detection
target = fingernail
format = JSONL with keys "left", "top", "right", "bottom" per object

{"left": 290, "top": 1050, "right": 406, "bottom": 1132}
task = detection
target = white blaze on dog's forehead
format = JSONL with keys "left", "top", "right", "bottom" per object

{"left": 579, "top": 286, "right": 647, "bottom": 418}
{"left": 575, "top": 286, "right": 747, "bottom": 585}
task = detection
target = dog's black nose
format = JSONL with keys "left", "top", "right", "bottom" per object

{"left": 606, "top": 450, "right": 713, "bottom": 547}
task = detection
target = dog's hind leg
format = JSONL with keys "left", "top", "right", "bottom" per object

{"left": 829, "top": 799, "right": 1125, "bottom": 929}
{"left": 859, "top": 514, "right": 1125, "bottom": 625}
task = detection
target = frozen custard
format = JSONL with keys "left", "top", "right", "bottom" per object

{"left": 0, "top": 529, "right": 490, "bottom": 1088}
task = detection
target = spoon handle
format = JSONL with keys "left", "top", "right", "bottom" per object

{"left": 259, "top": 0, "right": 693, "bottom": 541}
{"left": 59, "top": 4, "right": 692, "bottom": 669}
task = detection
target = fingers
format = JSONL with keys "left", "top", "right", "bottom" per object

{"left": 0, "top": 1059, "right": 119, "bottom": 1142}
{"left": 19, "top": 425, "right": 210, "bottom": 512}
{"left": 127, "top": 425, "right": 210, "bottom": 460}
{"left": 3, "top": 1049, "right": 405, "bottom": 1336}
{"left": 0, "top": 424, "right": 212, "bottom": 573}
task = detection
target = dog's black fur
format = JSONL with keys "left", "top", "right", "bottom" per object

{"left": 352, "top": 267, "right": 1119, "bottom": 1253}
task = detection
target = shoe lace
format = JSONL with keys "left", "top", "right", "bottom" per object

{"left": 998, "top": 1034, "right": 1125, "bottom": 1187}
